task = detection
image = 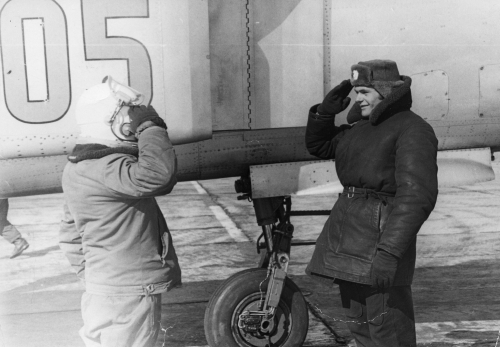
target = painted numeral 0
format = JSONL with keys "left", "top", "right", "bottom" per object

{"left": 0, "top": 0, "right": 71, "bottom": 123}
{"left": 81, "top": 0, "right": 153, "bottom": 105}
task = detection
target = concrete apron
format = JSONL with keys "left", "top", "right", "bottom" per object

{"left": 1, "top": 162, "right": 500, "bottom": 346}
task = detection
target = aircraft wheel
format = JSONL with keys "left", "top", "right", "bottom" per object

{"left": 204, "top": 268, "right": 308, "bottom": 347}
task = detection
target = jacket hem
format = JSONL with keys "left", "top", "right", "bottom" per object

{"left": 85, "top": 280, "right": 176, "bottom": 296}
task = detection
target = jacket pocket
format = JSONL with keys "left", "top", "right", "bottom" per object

{"left": 160, "top": 231, "right": 169, "bottom": 265}
{"left": 379, "top": 197, "right": 394, "bottom": 234}
{"left": 335, "top": 196, "right": 382, "bottom": 262}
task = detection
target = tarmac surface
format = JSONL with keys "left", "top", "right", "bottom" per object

{"left": 1, "top": 161, "right": 500, "bottom": 347}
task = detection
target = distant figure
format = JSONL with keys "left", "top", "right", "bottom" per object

{"left": 58, "top": 76, "right": 181, "bottom": 347}
{"left": 305, "top": 60, "right": 438, "bottom": 346}
{"left": 0, "top": 199, "right": 29, "bottom": 259}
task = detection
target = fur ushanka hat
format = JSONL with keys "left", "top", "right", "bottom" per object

{"left": 350, "top": 59, "right": 404, "bottom": 98}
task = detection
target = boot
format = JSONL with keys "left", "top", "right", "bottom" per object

{"left": 11, "top": 238, "right": 29, "bottom": 259}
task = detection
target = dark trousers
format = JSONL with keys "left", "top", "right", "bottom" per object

{"left": 338, "top": 281, "right": 416, "bottom": 347}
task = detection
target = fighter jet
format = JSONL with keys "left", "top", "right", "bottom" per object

{"left": 0, "top": 1, "right": 499, "bottom": 346}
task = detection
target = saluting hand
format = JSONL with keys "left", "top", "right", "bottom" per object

{"left": 317, "top": 79, "right": 353, "bottom": 116}
{"left": 128, "top": 105, "right": 167, "bottom": 137}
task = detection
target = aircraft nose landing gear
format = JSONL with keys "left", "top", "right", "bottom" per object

{"left": 204, "top": 178, "right": 309, "bottom": 347}
{"left": 205, "top": 268, "right": 308, "bottom": 347}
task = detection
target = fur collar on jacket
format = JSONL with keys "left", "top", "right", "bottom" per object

{"left": 68, "top": 143, "right": 139, "bottom": 163}
{"left": 347, "top": 75, "right": 412, "bottom": 125}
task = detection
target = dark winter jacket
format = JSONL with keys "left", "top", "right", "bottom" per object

{"left": 305, "top": 76, "right": 438, "bottom": 285}
{"left": 59, "top": 126, "right": 181, "bottom": 295}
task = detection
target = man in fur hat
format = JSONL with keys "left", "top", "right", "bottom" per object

{"left": 305, "top": 60, "right": 438, "bottom": 346}
{"left": 58, "top": 76, "right": 181, "bottom": 347}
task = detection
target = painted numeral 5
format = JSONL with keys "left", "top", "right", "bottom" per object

{"left": 81, "top": 0, "right": 153, "bottom": 105}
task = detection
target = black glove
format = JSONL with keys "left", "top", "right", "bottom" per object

{"left": 128, "top": 105, "right": 167, "bottom": 135}
{"left": 371, "top": 249, "right": 399, "bottom": 289}
{"left": 317, "top": 79, "right": 353, "bottom": 115}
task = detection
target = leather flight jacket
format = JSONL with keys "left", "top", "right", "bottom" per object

{"left": 304, "top": 77, "right": 438, "bottom": 286}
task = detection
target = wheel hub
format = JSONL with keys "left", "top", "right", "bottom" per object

{"left": 238, "top": 311, "right": 276, "bottom": 335}
{"left": 233, "top": 294, "right": 291, "bottom": 347}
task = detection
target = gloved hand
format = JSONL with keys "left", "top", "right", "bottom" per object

{"left": 371, "top": 249, "right": 399, "bottom": 289}
{"left": 317, "top": 79, "right": 353, "bottom": 115}
{"left": 128, "top": 105, "right": 167, "bottom": 136}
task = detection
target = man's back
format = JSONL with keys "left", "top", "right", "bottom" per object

{"left": 59, "top": 78, "right": 181, "bottom": 347}
{"left": 62, "top": 127, "right": 181, "bottom": 292}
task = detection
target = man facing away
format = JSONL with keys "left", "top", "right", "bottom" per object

{"left": 305, "top": 60, "right": 438, "bottom": 346}
{"left": 59, "top": 76, "right": 181, "bottom": 347}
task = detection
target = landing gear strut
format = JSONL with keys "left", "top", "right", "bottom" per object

{"left": 204, "top": 177, "right": 309, "bottom": 347}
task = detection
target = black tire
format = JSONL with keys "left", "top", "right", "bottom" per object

{"left": 204, "top": 268, "right": 309, "bottom": 347}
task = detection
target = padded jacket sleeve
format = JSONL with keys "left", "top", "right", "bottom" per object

{"left": 377, "top": 121, "right": 439, "bottom": 258}
{"left": 305, "top": 104, "right": 352, "bottom": 159}
{"left": 103, "top": 126, "right": 178, "bottom": 198}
